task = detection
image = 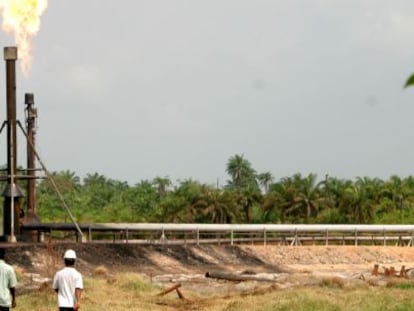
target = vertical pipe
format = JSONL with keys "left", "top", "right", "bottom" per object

{"left": 5, "top": 47, "right": 17, "bottom": 176}
{"left": 10, "top": 125, "right": 14, "bottom": 242}
{"left": 3, "top": 47, "right": 22, "bottom": 241}
{"left": 25, "top": 93, "right": 37, "bottom": 216}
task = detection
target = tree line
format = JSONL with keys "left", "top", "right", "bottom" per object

{"left": 29, "top": 154, "right": 414, "bottom": 224}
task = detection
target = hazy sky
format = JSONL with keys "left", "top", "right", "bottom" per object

{"left": 0, "top": 0, "right": 414, "bottom": 186}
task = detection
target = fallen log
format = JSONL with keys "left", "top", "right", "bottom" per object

{"left": 205, "top": 271, "right": 276, "bottom": 282}
{"left": 176, "top": 288, "right": 184, "bottom": 299}
{"left": 157, "top": 283, "right": 184, "bottom": 299}
{"left": 405, "top": 268, "right": 414, "bottom": 279}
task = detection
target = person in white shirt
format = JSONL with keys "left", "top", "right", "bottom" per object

{"left": 52, "top": 249, "right": 83, "bottom": 311}
{"left": 0, "top": 248, "right": 16, "bottom": 310}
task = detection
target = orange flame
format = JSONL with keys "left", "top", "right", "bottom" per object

{"left": 0, "top": 0, "right": 48, "bottom": 75}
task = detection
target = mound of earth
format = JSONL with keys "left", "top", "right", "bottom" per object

{"left": 5, "top": 243, "right": 414, "bottom": 294}
{"left": 5, "top": 243, "right": 414, "bottom": 274}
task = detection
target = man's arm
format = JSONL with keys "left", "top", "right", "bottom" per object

{"left": 74, "top": 288, "right": 82, "bottom": 310}
{"left": 52, "top": 273, "right": 59, "bottom": 293}
{"left": 8, "top": 268, "right": 17, "bottom": 309}
{"left": 9, "top": 287, "right": 15, "bottom": 308}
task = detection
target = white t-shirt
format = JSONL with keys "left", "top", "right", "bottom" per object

{"left": 52, "top": 267, "right": 83, "bottom": 308}
{"left": 0, "top": 260, "right": 17, "bottom": 307}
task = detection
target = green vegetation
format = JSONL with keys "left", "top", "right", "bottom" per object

{"left": 405, "top": 72, "right": 414, "bottom": 88}
{"left": 8, "top": 154, "right": 414, "bottom": 224}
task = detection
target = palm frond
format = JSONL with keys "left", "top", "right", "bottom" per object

{"left": 404, "top": 73, "right": 414, "bottom": 88}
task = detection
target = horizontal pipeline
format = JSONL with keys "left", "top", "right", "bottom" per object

{"left": 21, "top": 223, "right": 414, "bottom": 233}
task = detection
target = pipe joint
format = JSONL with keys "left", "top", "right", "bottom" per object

{"left": 4, "top": 47, "right": 17, "bottom": 61}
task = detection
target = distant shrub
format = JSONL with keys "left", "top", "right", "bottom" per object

{"left": 319, "top": 277, "right": 345, "bottom": 289}
{"left": 94, "top": 265, "right": 109, "bottom": 276}
{"left": 117, "top": 273, "right": 155, "bottom": 293}
{"left": 38, "top": 281, "right": 50, "bottom": 292}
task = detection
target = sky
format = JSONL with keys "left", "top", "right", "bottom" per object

{"left": 0, "top": 0, "right": 414, "bottom": 186}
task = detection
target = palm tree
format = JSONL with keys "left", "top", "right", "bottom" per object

{"left": 317, "top": 176, "right": 350, "bottom": 223}
{"left": 295, "top": 173, "right": 323, "bottom": 222}
{"left": 174, "top": 179, "right": 205, "bottom": 221}
{"left": 126, "top": 180, "right": 158, "bottom": 220}
{"left": 157, "top": 193, "right": 188, "bottom": 222}
{"left": 257, "top": 172, "right": 274, "bottom": 194}
{"left": 226, "top": 154, "right": 256, "bottom": 188}
{"left": 200, "top": 186, "right": 238, "bottom": 223}
{"left": 343, "top": 177, "right": 383, "bottom": 223}
{"left": 232, "top": 184, "right": 262, "bottom": 223}
{"left": 82, "top": 173, "right": 115, "bottom": 209}
{"left": 383, "top": 175, "right": 414, "bottom": 210}
{"left": 264, "top": 177, "right": 299, "bottom": 223}
{"left": 225, "top": 154, "right": 261, "bottom": 222}
{"left": 405, "top": 73, "right": 414, "bottom": 88}
{"left": 153, "top": 176, "right": 172, "bottom": 196}
{"left": 265, "top": 174, "right": 322, "bottom": 223}
{"left": 36, "top": 170, "right": 82, "bottom": 222}
{"left": 49, "top": 170, "right": 81, "bottom": 192}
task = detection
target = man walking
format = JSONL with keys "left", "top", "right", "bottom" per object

{"left": 0, "top": 248, "right": 17, "bottom": 310}
{"left": 53, "top": 249, "right": 83, "bottom": 311}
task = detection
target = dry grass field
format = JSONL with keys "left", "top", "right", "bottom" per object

{"left": 16, "top": 272, "right": 414, "bottom": 310}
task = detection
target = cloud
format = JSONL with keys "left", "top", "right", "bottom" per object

{"left": 59, "top": 64, "right": 109, "bottom": 105}
{"left": 144, "top": 102, "right": 209, "bottom": 132}
{"left": 349, "top": 6, "right": 414, "bottom": 55}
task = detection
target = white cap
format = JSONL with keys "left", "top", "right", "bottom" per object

{"left": 64, "top": 249, "right": 77, "bottom": 259}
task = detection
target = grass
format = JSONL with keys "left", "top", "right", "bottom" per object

{"left": 16, "top": 273, "right": 414, "bottom": 311}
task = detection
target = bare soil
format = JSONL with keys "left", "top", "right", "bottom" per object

{"left": 6, "top": 242, "right": 414, "bottom": 294}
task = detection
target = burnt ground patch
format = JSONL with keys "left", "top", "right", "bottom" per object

{"left": 152, "top": 245, "right": 215, "bottom": 266}
{"left": 6, "top": 245, "right": 44, "bottom": 268}
{"left": 218, "top": 245, "right": 284, "bottom": 272}
{"left": 2, "top": 243, "right": 285, "bottom": 275}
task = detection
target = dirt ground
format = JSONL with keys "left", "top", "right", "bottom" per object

{"left": 5, "top": 242, "right": 414, "bottom": 294}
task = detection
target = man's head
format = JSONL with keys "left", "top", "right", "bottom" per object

{"left": 0, "top": 248, "right": 5, "bottom": 260}
{"left": 63, "top": 249, "right": 77, "bottom": 266}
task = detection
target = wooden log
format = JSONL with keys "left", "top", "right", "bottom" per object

{"left": 157, "top": 283, "right": 181, "bottom": 297}
{"left": 399, "top": 265, "right": 406, "bottom": 278}
{"left": 176, "top": 288, "right": 184, "bottom": 299}
{"left": 371, "top": 264, "right": 379, "bottom": 276}
{"left": 205, "top": 271, "right": 275, "bottom": 282}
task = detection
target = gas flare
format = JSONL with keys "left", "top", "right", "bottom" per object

{"left": 0, "top": 0, "right": 48, "bottom": 75}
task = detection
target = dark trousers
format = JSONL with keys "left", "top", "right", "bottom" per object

{"left": 0, "top": 307, "right": 9, "bottom": 311}
{"left": 59, "top": 308, "right": 74, "bottom": 311}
